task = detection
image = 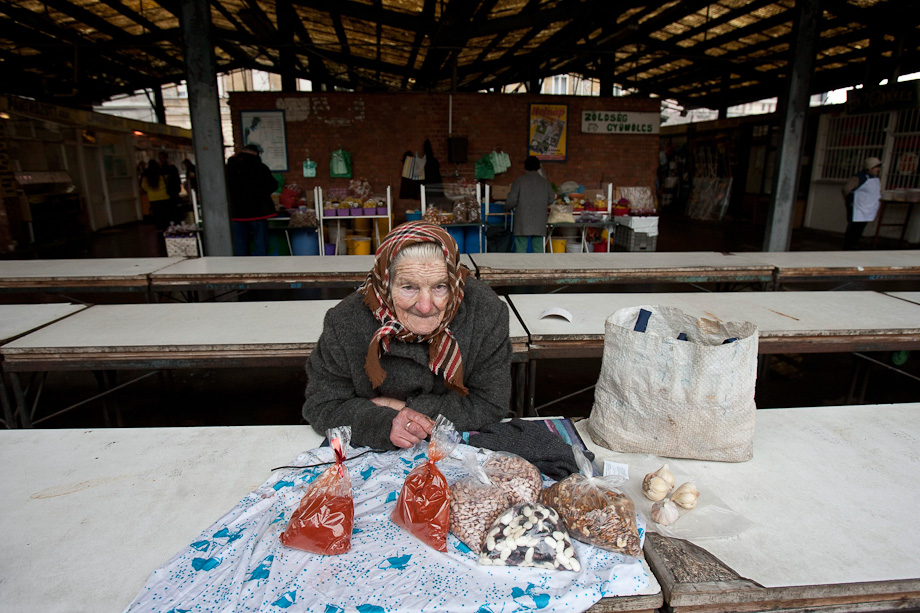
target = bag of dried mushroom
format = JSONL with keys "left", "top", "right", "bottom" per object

{"left": 540, "top": 447, "right": 642, "bottom": 558}
{"left": 449, "top": 450, "right": 542, "bottom": 552}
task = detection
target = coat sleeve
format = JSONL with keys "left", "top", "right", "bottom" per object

{"left": 505, "top": 178, "right": 521, "bottom": 211}
{"left": 404, "top": 299, "right": 512, "bottom": 432}
{"left": 302, "top": 309, "right": 400, "bottom": 450}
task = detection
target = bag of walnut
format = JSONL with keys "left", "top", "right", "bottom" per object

{"left": 540, "top": 447, "right": 641, "bottom": 558}
{"left": 589, "top": 305, "right": 758, "bottom": 462}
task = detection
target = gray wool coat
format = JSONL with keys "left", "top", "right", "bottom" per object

{"left": 302, "top": 276, "right": 512, "bottom": 450}
{"left": 504, "top": 170, "right": 556, "bottom": 236}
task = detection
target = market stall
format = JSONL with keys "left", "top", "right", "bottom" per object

{"left": 0, "top": 257, "right": 183, "bottom": 295}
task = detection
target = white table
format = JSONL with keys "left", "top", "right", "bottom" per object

{"left": 886, "top": 291, "right": 920, "bottom": 306}
{"left": 576, "top": 403, "right": 920, "bottom": 612}
{"left": 0, "top": 303, "right": 87, "bottom": 427}
{"left": 0, "top": 257, "right": 184, "bottom": 293}
{"left": 149, "top": 254, "right": 476, "bottom": 292}
{"left": 509, "top": 290, "right": 920, "bottom": 356}
{"left": 734, "top": 250, "right": 920, "bottom": 287}
{"left": 470, "top": 252, "right": 774, "bottom": 287}
{"left": 1, "top": 298, "right": 531, "bottom": 425}
{"left": 0, "top": 425, "right": 662, "bottom": 613}
{"left": 508, "top": 291, "right": 920, "bottom": 415}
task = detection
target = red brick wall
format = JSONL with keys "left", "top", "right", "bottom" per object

{"left": 228, "top": 92, "right": 659, "bottom": 221}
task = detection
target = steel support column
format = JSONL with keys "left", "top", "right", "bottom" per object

{"left": 179, "top": 0, "right": 232, "bottom": 256}
{"left": 763, "top": 0, "right": 820, "bottom": 252}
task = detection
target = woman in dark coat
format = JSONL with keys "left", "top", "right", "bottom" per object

{"left": 303, "top": 222, "right": 512, "bottom": 449}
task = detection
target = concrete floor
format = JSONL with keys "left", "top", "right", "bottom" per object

{"left": 3, "top": 213, "right": 919, "bottom": 429}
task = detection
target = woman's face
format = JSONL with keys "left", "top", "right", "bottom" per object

{"left": 391, "top": 257, "right": 450, "bottom": 336}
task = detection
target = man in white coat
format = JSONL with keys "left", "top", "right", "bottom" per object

{"left": 841, "top": 156, "right": 882, "bottom": 250}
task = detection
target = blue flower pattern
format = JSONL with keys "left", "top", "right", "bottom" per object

{"left": 123, "top": 444, "right": 648, "bottom": 612}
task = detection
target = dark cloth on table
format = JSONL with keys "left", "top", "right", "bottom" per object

{"left": 467, "top": 418, "right": 595, "bottom": 480}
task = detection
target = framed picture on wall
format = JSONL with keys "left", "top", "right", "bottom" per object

{"left": 239, "top": 110, "right": 289, "bottom": 172}
{"left": 528, "top": 103, "right": 568, "bottom": 161}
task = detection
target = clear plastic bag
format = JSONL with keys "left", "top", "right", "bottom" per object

{"left": 479, "top": 502, "right": 580, "bottom": 572}
{"left": 391, "top": 415, "right": 461, "bottom": 552}
{"left": 540, "top": 447, "right": 642, "bottom": 557}
{"left": 280, "top": 426, "right": 354, "bottom": 555}
{"left": 449, "top": 451, "right": 513, "bottom": 551}
{"left": 481, "top": 451, "right": 542, "bottom": 506}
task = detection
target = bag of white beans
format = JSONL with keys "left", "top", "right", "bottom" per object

{"left": 449, "top": 451, "right": 542, "bottom": 551}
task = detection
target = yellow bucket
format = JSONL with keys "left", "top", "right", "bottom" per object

{"left": 346, "top": 236, "right": 372, "bottom": 255}
{"left": 550, "top": 238, "right": 567, "bottom": 253}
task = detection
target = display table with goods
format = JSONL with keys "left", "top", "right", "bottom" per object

{"left": 507, "top": 290, "right": 920, "bottom": 412}
{"left": 317, "top": 182, "right": 392, "bottom": 256}
{"left": 148, "top": 254, "right": 476, "bottom": 295}
{"left": 416, "top": 181, "right": 486, "bottom": 254}
{"left": 0, "top": 421, "right": 666, "bottom": 613}
{"left": 575, "top": 403, "right": 920, "bottom": 612}
{"left": 469, "top": 251, "right": 775, "bottom": 288}
{"left": 0, "top": 303, "right": 87, "bottom": 427}
{"left": 0, "top": 257, "right": 184, "bottom": 295}
{"left": 733, "top": 250, "right": 920, "bottom": 289}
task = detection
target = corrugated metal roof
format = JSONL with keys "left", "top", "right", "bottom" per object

{"left": 0, "top": 0, "right": 916, "bottom": 108}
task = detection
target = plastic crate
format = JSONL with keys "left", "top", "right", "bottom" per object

{"left": 613, "top": 225, "right": 657, "bottom": 252}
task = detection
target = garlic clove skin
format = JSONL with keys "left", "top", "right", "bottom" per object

{"left": 671, "top": 482, "right": 700, "bottom": 510}
{"left": 642, "top": 474, "right": 671, "bottom": 501}
{"left": 654, "top": 464, "right": 676, "bottom": 489}
{"left": 651, "top": 499, "right": 680, "bottom": 526}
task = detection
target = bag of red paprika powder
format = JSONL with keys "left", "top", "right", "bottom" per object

{"left": 280, "top": 426, "right": 354, "bottom": 555}
{"left": 390, "top": 415, "right": 461, "bottom": 552}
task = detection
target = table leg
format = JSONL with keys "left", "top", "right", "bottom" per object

{"left": 525, "top": 360, "right": 537, "bottom": 417}
{"left": 1, "top": 373, "right": 16, "bottom": 428}
{"left": 10, "top": 373, "right": 30, "bottom": 428}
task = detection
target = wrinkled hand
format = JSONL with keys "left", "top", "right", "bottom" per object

{"left": 389, "top": 407, "right": 434, "bottom": 449}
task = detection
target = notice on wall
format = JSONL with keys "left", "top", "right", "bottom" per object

{"left": 528, "top": 103, "right": 568, "bottom": 161}
{"left": 240, "top": 110, "right": 289, "bottom": 171}
{"left": 581, "top": 111, "right": 660, "bottom": 135}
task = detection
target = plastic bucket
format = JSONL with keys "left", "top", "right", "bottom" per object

{"left": 406, "top": 211, "right": 423, "bottom": 221}
{"left": 566, "top": 240, "right": 582, "bottom": 253}
{"left": 464, "top": 226, "right": 481, "bottom": 253}
{"left": 550, "top": 238, "right": 567, "bottom": 253}
{"left": 445, "top": 226, "right": 465, "bottom": 253}
{"left": 324, "top": 243, "right": 337, "bottom": 256}
{"left": 289, "top": 228, "right": 319, "bottom": 255}
{"left": 593, "top": 240, "right": 608, "bottom": 252}
{"left": 346, "top": 236, "right": 372, "bottom": 255}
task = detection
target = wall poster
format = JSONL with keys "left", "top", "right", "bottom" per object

{"left": 528, "top": 103, "right": 568, "bottom": 161}
{"left": 239, "top": 110, "right": 289, "bottom": 172}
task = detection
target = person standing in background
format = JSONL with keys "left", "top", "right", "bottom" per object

{"left": 141, "top": 159, "right": 171, "bottom": 234}
{"left": 226, "top": 144, "right": 279, "bottom": 256}
{"left": 504, "top": 155, "right": 556, "bottom": 253}
{"left": 158, "top": 151, "right": 182, "bottom": 223}
{"left": 841, "top": 156, "right": 882, "bottom": 250}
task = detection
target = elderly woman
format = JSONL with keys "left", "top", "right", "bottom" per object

{"left": 303, "top": 222, "right": 512, "bottom": 449}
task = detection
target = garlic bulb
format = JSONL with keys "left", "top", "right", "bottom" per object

{"left": 671, "top": 482, "right": 700, "bottom": 510}
{"left": 651, "top": 499, "right": 680, "bottom": 526}
{"left": 641, "top": 474, "right": 671, "bottom": 501}
{"left": 653, "top": 464, "right": 676, "bottom": 489}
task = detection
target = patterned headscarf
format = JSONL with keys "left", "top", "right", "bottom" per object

{"left": 358, "top": 221, "right": 470, "bottom": 396}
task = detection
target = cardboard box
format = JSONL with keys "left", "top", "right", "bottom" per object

{"left": 491, "top": 185, "right": 511, "bottom": 201}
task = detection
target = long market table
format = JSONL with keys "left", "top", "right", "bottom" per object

{"left": 470, "top": 252, "right": 775, "bottom": 287}
{"left": 0, "top": 257, "right": 184, "bottom": 294}
{"left": 0, "top": 297, "right": 530, "bottom": 425}
{"left": 0, "top": 303, "right": 87, "bottom": 427}
{"left": 508, "top": 290, "right": 920, "bottom": 414}
{"left": 576, "top": 403, "right": 920, "bottom": 612}
{"left": 0, "top": 424, "right": 662, "bottom": 613}
{"left": 149, "top": 254, "right": 477, "bottom": 294}
{"left": 734, "top": 249, "right": 920, "bottom": 288}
